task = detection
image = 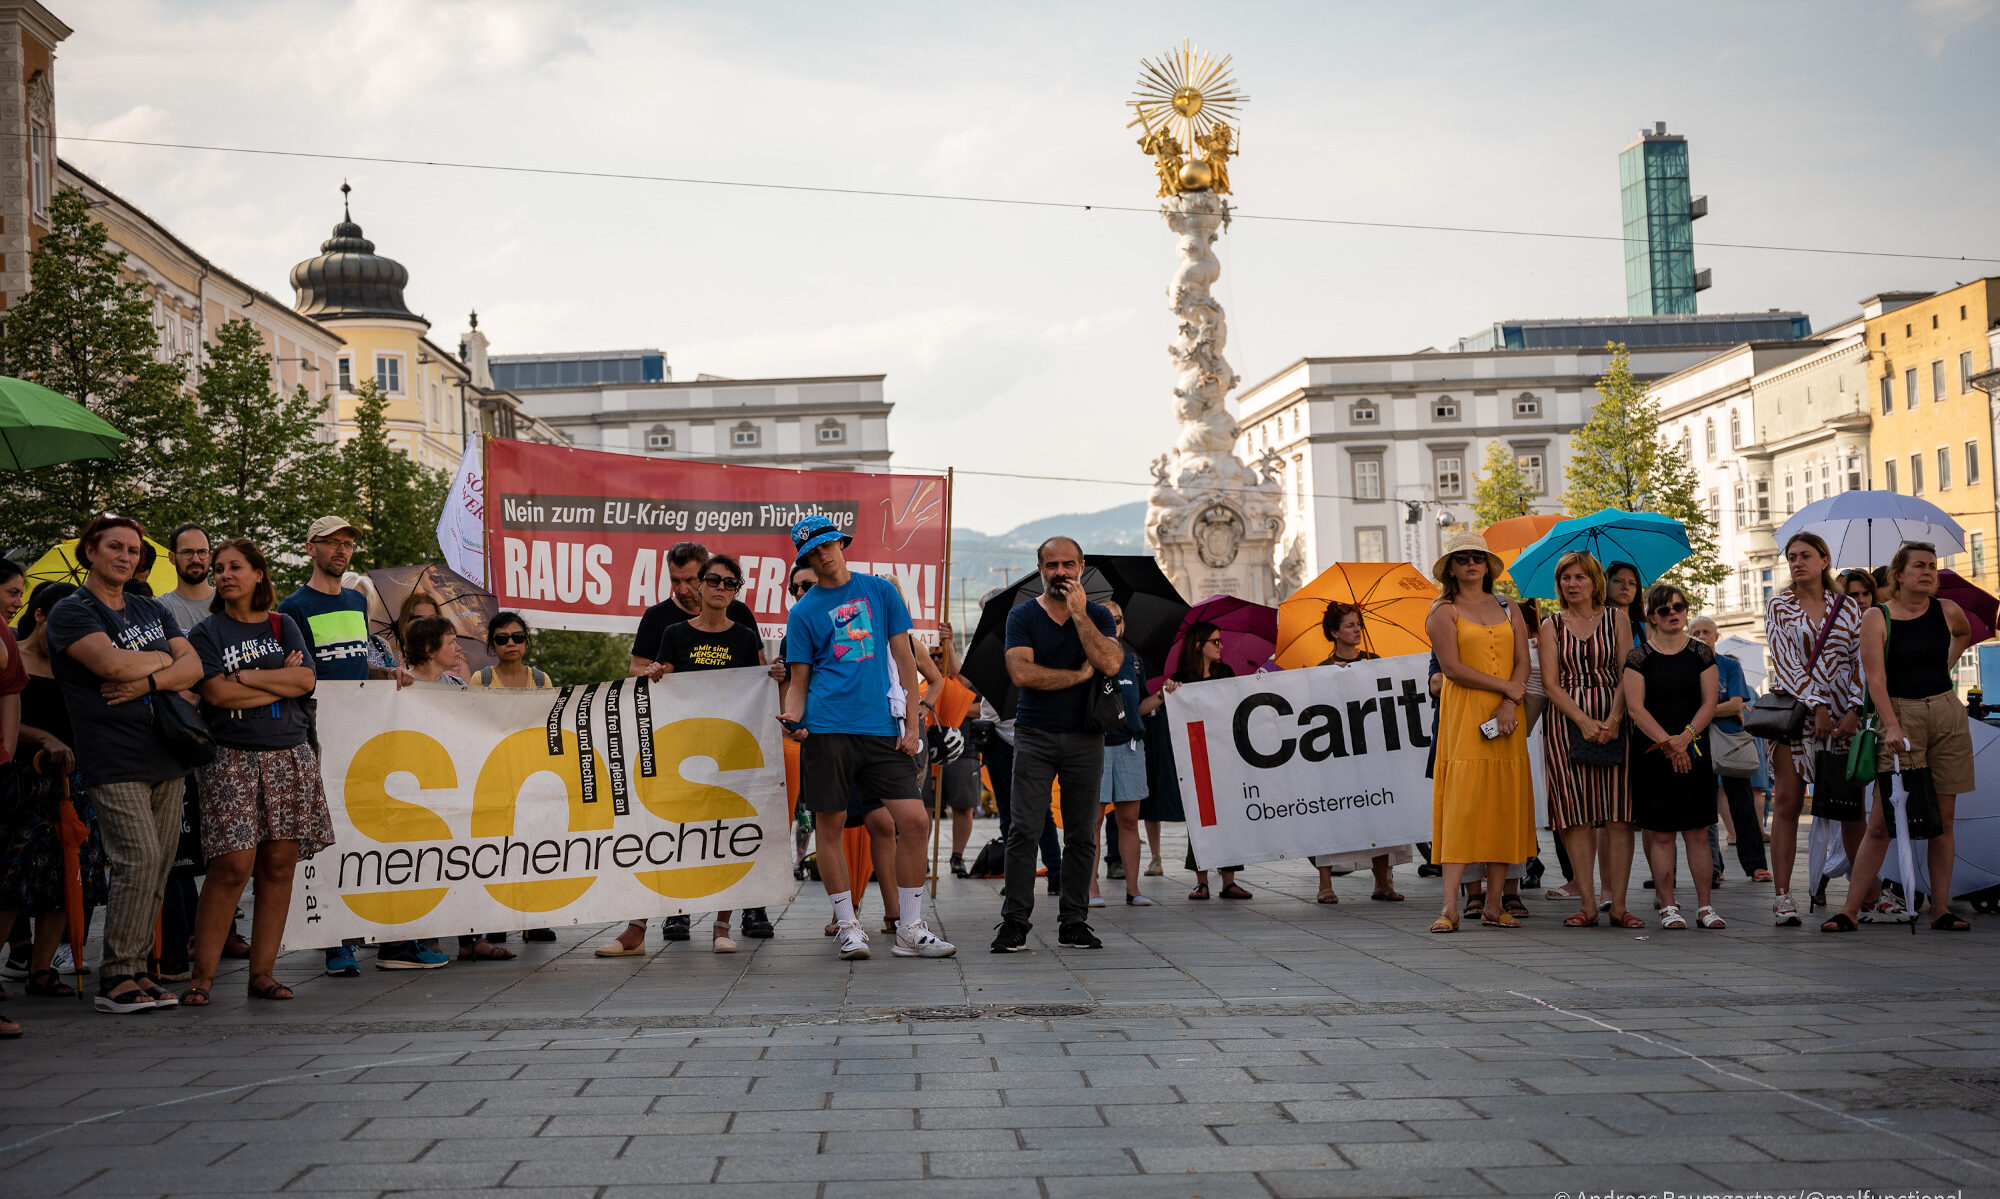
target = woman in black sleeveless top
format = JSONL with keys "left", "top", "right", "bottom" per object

{"left": 1829, "top": 542, "right": 1974, "bottom": 932}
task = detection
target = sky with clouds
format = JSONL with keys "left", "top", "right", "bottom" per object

{"left": 53, "top": 0, "right": 2000, "bottom": 533}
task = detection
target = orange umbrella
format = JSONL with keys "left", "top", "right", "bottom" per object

{"left": 1276, "top": 562, "right": 1439, "bottom": 669}
{"left": 1482, "top": 513, "right": 1563, "bottom": 578}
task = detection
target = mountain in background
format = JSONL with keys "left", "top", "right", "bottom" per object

{"left": 944, "top": 500, "right": 1148, "bottom": 618}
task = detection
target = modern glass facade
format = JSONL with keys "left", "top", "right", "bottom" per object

{"left": 1620, "top": 127, "right": 1699, "bottom": 316}
{"left": 490, "top": 351, "right": 666, "bottom": 390}
{"left": 1451, "top": 312, "right": 1810, "bottom": 354}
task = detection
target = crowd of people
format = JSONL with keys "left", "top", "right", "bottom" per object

{"left": 0, "top": 510, "right": 1978, "bottom": 1035}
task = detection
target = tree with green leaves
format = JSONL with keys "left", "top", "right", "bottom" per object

{"left": 1472, "top": 440, "right": 1538, "bottom": 528}
{"left": 1564, "top": 343, "right": 1725, "bottom": 599}
{"left": 191, "top": 318, "right": 341, "bottom": 582}
{"left": 0, "top": 187, "right": 195, "bottom": 547}
{"left": 338, "top": 379, "right": 451, "bottom": 571}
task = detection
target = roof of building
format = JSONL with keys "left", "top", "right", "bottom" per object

{"left": 289, "top": 183, "right": 424, "bottom": 325}
{"left": 1452, "top": 311, "right": 1811, "bottom": 353}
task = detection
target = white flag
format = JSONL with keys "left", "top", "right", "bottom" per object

{"left": 437, "top": 439, "right": 486, "bottom": 587}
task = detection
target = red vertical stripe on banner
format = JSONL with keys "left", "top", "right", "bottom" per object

{"left": 1186, "top": 720, "right": 1219, "bottom": 828}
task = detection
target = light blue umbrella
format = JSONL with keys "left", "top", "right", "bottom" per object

{"left": 1774, "top": 490, "right": 1965, "bottom": 569}
{"left": 1506, "top": 508, "right": 1691, "bottom": 600}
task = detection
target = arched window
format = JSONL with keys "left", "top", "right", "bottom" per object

{"left": 1730, "top": 410, "right": 1742, "bottom": 448}
{"left": 1704, "top": 418, "right": 1716, "bottom": 459}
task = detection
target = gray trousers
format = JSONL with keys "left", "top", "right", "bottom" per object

{"left": 1003, "top": 728, "right": 1103, "bottom": 929}
{"left": 92, "top": 777, "right": 185, "bottom": 979}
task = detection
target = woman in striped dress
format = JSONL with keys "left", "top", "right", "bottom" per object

{"left": 1763, "top": 531, "right": 1864, "bottom": 927}
{"left": 1537, "top": 552, "right": 1637, "bottom": 928}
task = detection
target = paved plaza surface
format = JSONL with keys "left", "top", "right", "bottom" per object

{"left": 4, "top": 823, "right": 1999, "bottom": 1197}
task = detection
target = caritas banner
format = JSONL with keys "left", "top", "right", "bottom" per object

{"left": 1167, "top": 658, "right": 1437, "bottom": 870}
{"left": 280, "top": 672, "right": 793, "bottom": 949}
{"left": 485, "top": 440, "right": 949, "bottom": 636}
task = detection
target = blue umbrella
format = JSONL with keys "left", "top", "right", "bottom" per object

{"left": 1774, "top": 490, "right": 1965, "bottom": 569}
{"left": 1507, "top": 508, "right": 1691, "bottom": 600}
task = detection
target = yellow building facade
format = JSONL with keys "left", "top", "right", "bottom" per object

{"left": 1866, "top": 278, "right": 2000, "bottom": 590}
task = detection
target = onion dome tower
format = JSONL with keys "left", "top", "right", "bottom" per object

{"left": 290, "top": 182, "right": 426, "bottom": 325}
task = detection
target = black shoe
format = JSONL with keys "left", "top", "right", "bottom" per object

{"left": 1416, "top": 863, "right": 1442, "bottom": 878}
{"left": 1523, "top": 857, "right": 1545, "bottom": 890}
{"left": 740, "top": 908, "right": 774, "bottom": 939}
{"left": 1641, "top": 878, "right": 1656, "bottom": 890}
{"left": 1057, "top": 922, "right": 1102, "bottom": 949}
{"left": 951, "top": 856, "right": 968, "bottom": 879}
{"left": 1046, "top": 872, "right": 1061, "bottom": 896}
{"left": 989, "top": 919, "right": 1032, "bottom": 953}
{"left": 662, "top": 915, "right": 692, "bottom": 942}
{"left": 523, "top": 928, "right": 557, "bottom": 942}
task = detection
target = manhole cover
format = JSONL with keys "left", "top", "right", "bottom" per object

{"left": 1010, "top": 1004, "right": 1094, "bottom": 1017}
{"left": 900, "top": 1007, "right": 980, "bottom": 1021}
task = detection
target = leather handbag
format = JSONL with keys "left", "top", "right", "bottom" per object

{"left": 1565, "top": 717, "right": 1625, "bottom": 765}
{"left": 151, "top": 689, "right": 217, "bottom": 769}
{"left": 1711, "top": 726, "right": 1760, "bottom": 779}
{"left": 1742, "top": 595, "right": 1848, "bottom": 743}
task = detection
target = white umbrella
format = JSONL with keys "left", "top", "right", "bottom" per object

{"left": 1775, "top": 490, "right": 1965, "bottom": 569}
{"left": 1717, "top": 635, "right": 1766, "bottom": 691}
{"left": 1877, "top": 718, "right": 2000, "bottom": 906}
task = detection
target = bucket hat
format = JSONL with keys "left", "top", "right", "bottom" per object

{"left": 791, "top": 514, "right": 852, "bottom": 566}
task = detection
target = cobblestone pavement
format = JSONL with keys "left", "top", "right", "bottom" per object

{"left": 4, "top": 823, "right": 1999, "bottom": 1196}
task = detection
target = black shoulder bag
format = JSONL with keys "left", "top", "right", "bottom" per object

{"left": 1743, "top": 595, "right": 1847, "bottom": 744}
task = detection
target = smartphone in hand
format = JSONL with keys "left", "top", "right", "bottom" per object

{"left": 1479, "top": 716, "right": 1501, "bottom": 739}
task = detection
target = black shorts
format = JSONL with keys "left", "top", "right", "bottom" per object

{"left": 801, "top": 732, "right": 919, "bottom": 814}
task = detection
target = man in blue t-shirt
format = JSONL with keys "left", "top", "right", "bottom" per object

{"left": 781, "top": 514, "right": 955, "bottom": 962}
{"left": 991, "top": 536, "right": 1123, "bottom": 954}
{"left": 276, "top": 516, "right": 434, "bottom": 975}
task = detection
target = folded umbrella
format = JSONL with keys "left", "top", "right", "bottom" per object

{"left": 1775, "top": 490, "right": 1965, "bottom": 568}
{"left": 53, "top": 763, "right": 88, "bottom": 993}
{"left": 363, "top": 561, "right": 501, "bottom": 672}
{"left": 1883, "top": 748, "right": 1920, "bottom": 937}
{"left": 0, "top": 375, "right": 129, "bottom": 471}
{"left": 1507, "top": 509, "right": 1692, "bottom": 601}
{"left": 1937, "top": 569, "right": 1996, "bottom": 645}
{"left": 1274, "top": 561, "right": 1438, "bottom": 669}
{"left": 1152, "top": 594, "right": 1278, "bottom": 690}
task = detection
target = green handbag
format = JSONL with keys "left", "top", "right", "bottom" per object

{"left": 1844, "top": 603, "right": 1885, "bottom": 786}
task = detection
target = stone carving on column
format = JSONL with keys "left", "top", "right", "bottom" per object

{"left": 1129, "top": 42, "right": 1284, "bottom": 605}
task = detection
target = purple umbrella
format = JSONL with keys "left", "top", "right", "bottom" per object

{"left": 1151, "top": 594, "right": 1278, "bottom": 692}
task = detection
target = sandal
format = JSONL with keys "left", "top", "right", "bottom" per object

{"left": 1316, "top": 889, "right": 1339, "bottom": 905}
{"left": 0, "top": 1012, "right": 19, "bottom": 1038}
{"left": 1819, "top": 912, "right": 1857, "bottom": 932}
{"left": 25, "top": 969, "right": 75, "bottom": 998}
{"left": 1695, "top": 906, "right": 1727, "bottom": 929}
{"left": 1370, "top": 890, "right": 1405, "bottom": 902}
{"left": 1611, "top": 911, "right": 1646, "bottom": 929}
{"left": 1751, "top": 869, "right": 1772, "bottom": 883}
{"left": 1545, "top": 882, "right": 1582, "bottom": 901}
{"left": 1501, "top": 894, "right": 1530, "bottom": 919}
{"left": 247, "top": 977, "right": 294, "bottom": 1000}
{"left": 1219, "top": 883, "right": 1253, "bottom": 900}
{"left": 1429, "top": 914, "right": 1459, "bottom": 934}
{"left": 1463, "top": 893, "right": 1486, "bottom": 918}
{"left": 1932, "top": 911, "right": 1972, "bottom": 932}
{"left": 1658, "top": 905, "right": 1687, "bottom": 930}
{"left": 1481, "top": 910, "right": 1520, "bottom": 929}
{"left": 1562, "top": 911, "right": 1600, "bottom": 927}
{"left": 458, "top": 939, "right": 516, "bottom": 961}
{"left": 1187, "top": 884, "right": 1210, "bottom": 901}
{"left": 180, "top": 985, "right": 213, "bottom": 1006}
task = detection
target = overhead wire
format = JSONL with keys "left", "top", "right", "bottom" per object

{"left": 52, "top": 134, "right": 2000, "bottom": 266}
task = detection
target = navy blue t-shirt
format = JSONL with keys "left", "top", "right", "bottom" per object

{"left": 1005, "top": 599, "right": 1116, "bottom": 734}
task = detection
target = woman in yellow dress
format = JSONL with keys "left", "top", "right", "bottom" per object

{"left": 1423, "top": 531, "right": 1537, "bottom": 932}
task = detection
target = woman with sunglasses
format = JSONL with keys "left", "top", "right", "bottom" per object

{"left": 1621, "top": 583, "right": 1723, "bottom": 929}
{"left": 1828, "top": 541, "right": 1975, "bottom": 932}
{"left": 1422, "top": 532, "right": 1535, "bottom": 933}
{"left": 470, "top": 613, "right": 552, "bottom": 690}
{"left": 1143, "top": 621, "right": 1251, "bottom": 901}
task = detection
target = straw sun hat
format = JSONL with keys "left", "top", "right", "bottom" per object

{"left": 1430, "top": 530, "right": 1505, "bottom": 586}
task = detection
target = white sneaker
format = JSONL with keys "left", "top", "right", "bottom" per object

{"left": 1088, "top": 896, "right": 1107, "bottom": 908}
{"left": 835, "top": 920, "right": 870, "bottom": 960}
{"left": 1861, "top": 896, "right": 1916, "bottom": 924}
{"left": 890, "top": 919, "right": 957, "bottom": 958}
{"left": 1773, "top": 892, "right": 1800, "bottom": 927}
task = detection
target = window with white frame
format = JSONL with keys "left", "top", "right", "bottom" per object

{"left": 1783, "top": 471, "right": 1794, "bottom": 516}
{"left": 1352, "top": 456, "right": 1382, "bottom": 500}
{"left": 817, "top": 419, "right": 846, "bottom": 444}
{"left": 1975, "top": 532, "right": 1987, "bottom": 578}
{"left": 1847, "top": 452, "right": 1863, "bottom": 491}
{"left": 1880, "top": 375, "right": 1893, "bottom": 415}
{"left": 732, "top": 422, "right": 761, "bottom": 447}
{"left": 375, "top": 355, "right": 402, "bottom": 393}
{"left": 28, "top": 119, "right": 49, "bottom": 216}
{"left": 1291, "top": 454, "right": 1305, "bottom": 512}
{"left": 1355, "top": 528, "right": 1386, "bottom": 562}
{"left": 1704, "top": 418, "right": 1716, "bottom": 460}
{"left": 1433, "top": 396, "right": 1459, "bottom": 421}
{"left": 1730, "top": 410, "right": 1742, "bottom": 447}
{"left": 1906, "top": 367, "right": 1919, "bottom": 408}
{"left": 1911, "top": 452, "right": 1925, "bottom": 494}
{"left": 1516, "top": 452, "right": 1545, "bottom": 493}
{"left": 1435, "top": 454, "right": 1463, "bottom": 498}
{"left": 337, "top": 357, "right": 354, "bottom": 391}
{"left": 1514, "top": 392, "right": 1540, "bottom": 418}
{"left": 1885, "top": 458, "right": 1898, "bottom": 492}
{"left": 1970, "top": 440, "right": 1983, "bottom": 486}
{"left": 1939, "top": 445, "right": 1953, "bottom": 490}
{"left": 1964, "top": 351, "right": 1977, "bottom": 394}
{"left": 1708, "top": 488, "right": 1720, "bottom": 529}
{"left": 646, "top": 425, "right": 673, "bottom": 451}
{"left": 1738, "top": 569, "right": 1750, "bottom": 610}
{"left": 1934, "top": 360, "right": 1948, "bottom": 403}
{"left": 1734, "top": 482, "right": 1746, "bottom": 529}
{"left": 1351, "top": 401, "right": 1378, "bottom": 425}
{"left": 1754, "top": 477, "right": 1770, "bottom": 522}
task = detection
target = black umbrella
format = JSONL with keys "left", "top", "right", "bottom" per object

{"left": 961, "top": 554, "right": 1188, "bottom": 719}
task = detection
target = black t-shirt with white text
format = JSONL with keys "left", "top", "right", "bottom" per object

{"left": 634, "top": 597, "right": 757, "bottom": 664}
{"left": 659, "top": 620, "right": 763, "bottom": 674}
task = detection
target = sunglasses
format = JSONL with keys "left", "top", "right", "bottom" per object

{"left": 1652, "top": 600, "right": 1689, "bottom": 617}
{"left": 702, "top": 575, "right": 743, "bottom": 590}
{"left": 788, "top": 582, "right": 811, "bottom": 597}
{"left": 1450, "top": 551, "right": 1485, "bottom": 566}
{"left": 491, "top": 631, "right": 528, "bottom": 645}
{"left": 1201, "top": 637, "right": 1223, "bottom": 647}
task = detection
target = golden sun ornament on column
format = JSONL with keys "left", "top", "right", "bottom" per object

{"left": 1127, "top": 39, "right": 1246, "bottom": 196}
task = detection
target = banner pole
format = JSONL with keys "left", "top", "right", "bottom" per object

{"left": 929, "top": 468, "right": 954, "bottom": 897}
{"left": 478, "top": 433, "right": 493, "bottom": 591}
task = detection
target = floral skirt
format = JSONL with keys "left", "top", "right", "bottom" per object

{"left": 200, "top": 743, "right": 335, "bottom": 860}
{"left": 0, "top": 761, "right": 111, "bottom": 914}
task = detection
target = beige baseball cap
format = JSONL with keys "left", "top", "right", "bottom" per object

{"left": 307, "top": 516, "right": 360, "bottom": 542}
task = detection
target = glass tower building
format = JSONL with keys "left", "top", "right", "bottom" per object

{"left": 1620, "top": 122, "right": 1708, "bottom": 316}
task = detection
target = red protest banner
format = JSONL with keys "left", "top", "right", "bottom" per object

{"left": 485, "top": 440, "right": 949, "bottom": 637}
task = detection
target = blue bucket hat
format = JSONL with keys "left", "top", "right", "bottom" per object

{"left": 791, "top": 514, "right": 852, "bottom": 566}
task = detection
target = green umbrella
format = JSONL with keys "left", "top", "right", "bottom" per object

{"left": 0, "top": 375, "right": 128, "bottom": 470}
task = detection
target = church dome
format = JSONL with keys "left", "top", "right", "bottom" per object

{"left": 290, "top": 183, "right": 425, "bottom": 325}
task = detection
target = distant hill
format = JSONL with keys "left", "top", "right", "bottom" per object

{"left": 945, "top": 501, "right": 1149, "bottom": 619}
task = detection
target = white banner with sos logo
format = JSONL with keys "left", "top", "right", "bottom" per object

{"left": 1166, "top": 657, "right": 1442, "bottom": 871}
{"left": 281, "top": 670, "right": 793, "bottom": 949}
